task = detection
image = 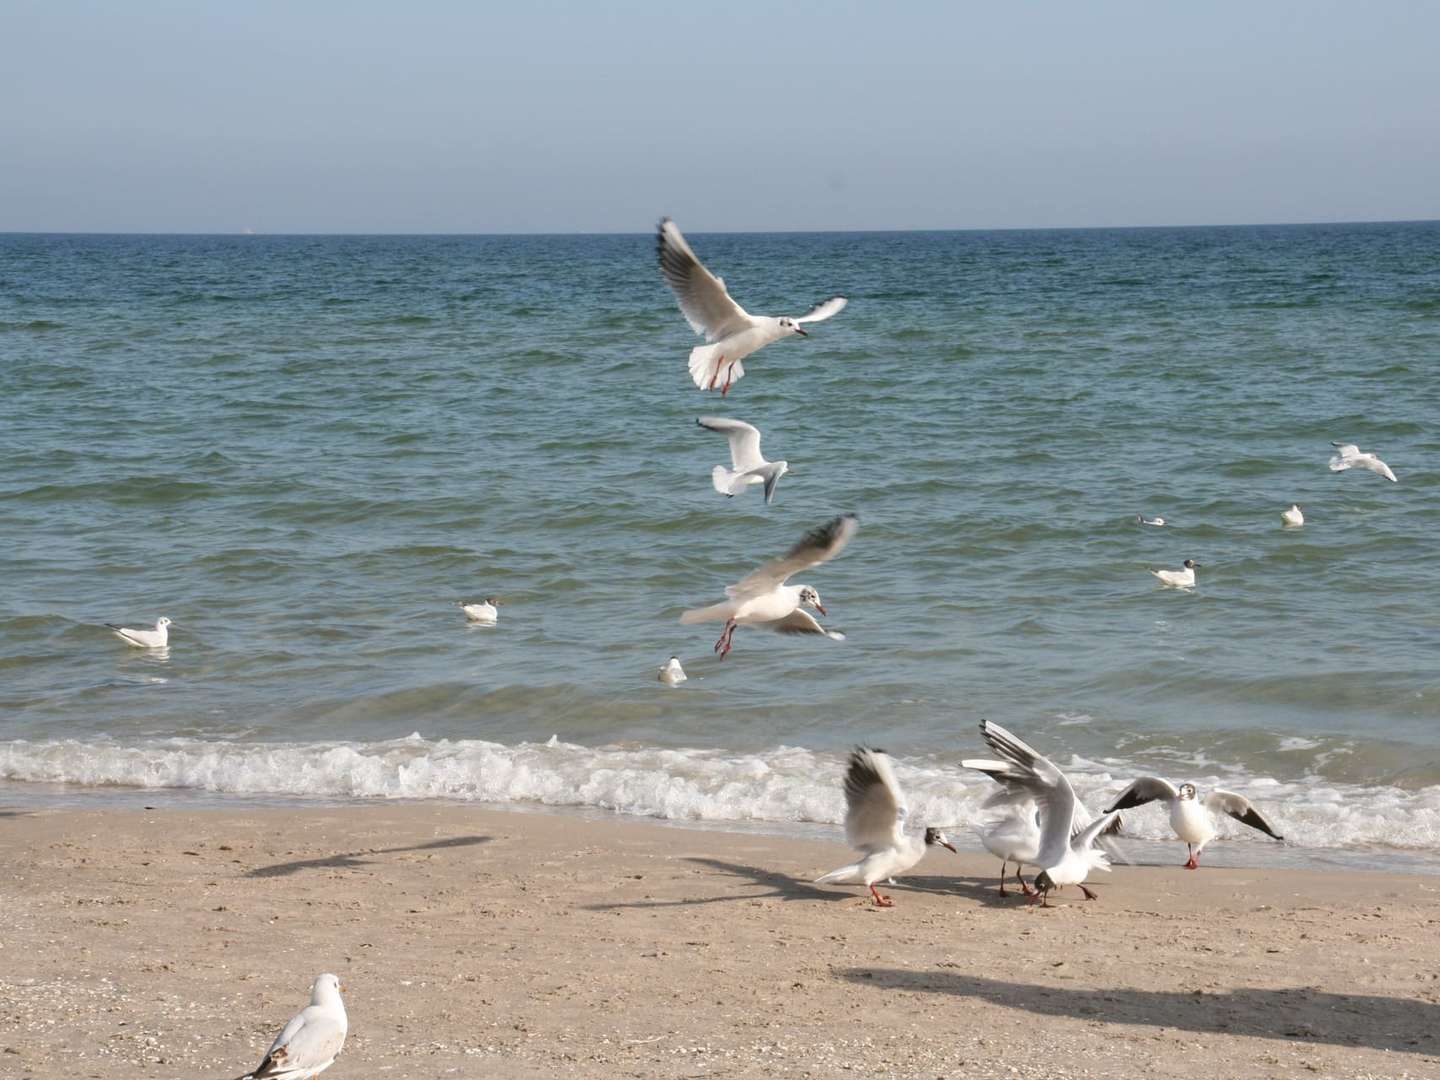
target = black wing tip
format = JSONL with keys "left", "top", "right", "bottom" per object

{"left": 104, "top": 623, "right": 123, "bottom": 631}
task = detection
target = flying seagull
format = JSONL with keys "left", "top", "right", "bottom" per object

{"left": 106, "top": 616, "right": 172, "bottom": 649}
{"left": 815, "top": 747, "right": 956, "bottom": 907}
{"left": 696, "top": 416, "right": 787, "bottom": 504}
{"left": 657, "top": 217, "right": 847, "bottom": 395}
{"left": 680, "top": 514, "right": 856, "bottom": 658}
{"left": 1105, "top": 778, "right": 1283, "bottom": 868}
{"left": 1329, "top": 442, "right": 1397, "bottom": 483}
{"left": 234, "top": 973, "right": 347, "bottom": 1080}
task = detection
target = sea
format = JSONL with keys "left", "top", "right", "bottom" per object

{"left": 2, "top": 223, "right": 1438, "bottom": 872}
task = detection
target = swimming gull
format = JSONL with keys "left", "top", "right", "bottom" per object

{"left": 680, "top": 514, "right": 856, "bottom": 658}
{"left": 696, "top": 416, "right": 788, "bottom": 504}
{"left": 459, "top": 599, "right": 499, "bottom": 624}
{"left": 657, "top": 218, "right": 847, "bottom": 395}
{"left": 1136, "top": 515, "right": 1166, "bottom": 527}
{"left": 1281, "top": 504, "right": 1304, "bottom": 527}
{"left": 1105, "top": 778, "right": 1283, "bottom": 868}
{"left": 234, "top": 973, "right": 347, "bottom": 1080}
{"left": 1329, "top": 441, "right": 1397, "bottom": 483}
{"left": 815, "top": 746, "right": 956, "bottom": 907}
{"left": 658, "top": 656, "right": 687, "bottom": 685}
{"left": 1150, "top": 559, "right": 1198, "bottom": 588}
{"left": 106, "top": 616, "right": 172, "bottom": 649}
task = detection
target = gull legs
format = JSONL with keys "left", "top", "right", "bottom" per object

{"left": 1184, "top": 844, "right": 1201, "bottom": 870}
{"left": 713, "top": 618, "right": 737, "bottom": 659}
{"left": 868, "top": 883, "right": 894, "bottom": 908}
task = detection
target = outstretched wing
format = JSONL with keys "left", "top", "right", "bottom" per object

{"left": 1207, "top": 790, "right": 1284, "bottom": 841}
{"left": 657, "top": 218, "right": 753, "bottom": 342}
{"left": 697, "top": 416, "right": 764, "bottom": 470}
{"left": 729, "top": 514, "right": 858, "bottom": 598}
{"left": 794, "top": 296, "right": 848, "bottom": 325}
{"left": 765, "top": 607, "right": 842, "bottom": 639}
{"left": 841, "top": 747, "right": 906, "bottom": 853}
{"left": 976, "top": 720, "right": 1077, "bottom": 870}
{"left": 1105, "top": 776, "right": 1180, "bottom": 813}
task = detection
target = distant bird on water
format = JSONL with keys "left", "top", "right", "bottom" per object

{"left": 459, "top": 599, "right": 499, "bottom": 624}
{"left": 657, "top": 217, "right": 847, "bottom": 395}
{"left": 1329, "top": 441, "right": 1397, "bottom": 483}
{"left": 697, "top": 416, "right": 788, "bottom": 504}
{"left": 1281, "top": 504, "right": 1304, "bottom": 527}
{"left": 233, "top": 973, "right": 347, "bottom": 1080}
{"left": 106, "top": 616, "right": 171, "bottom": 649}
{"left": 658, "top": 656, "right": 687, "bottom": 685}
{"left": 1136, "top": 515, "right": 1166, "bottom": 527}
{"left": 1150, "top": 559, "right": 1198, "bottom": 588}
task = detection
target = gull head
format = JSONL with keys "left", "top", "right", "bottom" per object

{"left": 798, "top": 586, "right": 826, "bottom": 616}
{"left": 311, "top": 973, "right": 344, "bottom": 1002}
{"left": 924, "top": 827, "right": 958, "bottom": 854}
{"left": 1182, "top": 559, "right": 1198, "bottom": 570}
{"left": 1177, "top": 783, "right": 1198, "bottom": 801}
{"left": 778, "top": 316, "right": 807, "bottom": 338}
{"left": 1030, "top": 870, "right": 1054, "bottom": 902}
{"left": 484, "top": 597, "right": 501, "bottom": 606}
{"left": 157, "top": 617, "right": 173, "bottom": 628}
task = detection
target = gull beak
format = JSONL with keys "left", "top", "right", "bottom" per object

{"left": 794, "top": 326, "right": 808, "bottom": 336}
{"left": 940, "top": 839, "right": 957, "bottom": 854}
{"left": 814, "top": 602, "right": 827, "bottom": 616}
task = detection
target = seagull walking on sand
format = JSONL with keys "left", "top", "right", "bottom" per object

{"left": 963, "top": 720, "right": 1120, "bottom": 906}
{"left": 680, "top": 514, "right": 856, "bottom": 659}
{"left": 657, "top": 218, "right": 847, "bottom": 395}
{"left": 1105, "top": 778, "right": 1283, "bottom": 868}
{"left": 106, "top": 616, "right": 172, "bottom": 649}
{"left": 1329, "top": 442, "right": 1397, "bottom": 483}
{"left": 459, "top": 599, "right": 499, "bottom": 625}
{"left": 1281, "top": 504, "right": 1305, "bottom": 527}
{"left": 815, "top": 747, "right": 957, "bottom": 907}
{"left": 234, "top": 973, "right": 347, "bottom": 1080}
{"left": 658, "top": 656, "right": 687, "bottom": 685}
{"left": 697, "top": 417, "right": 788, "bottom": 504}
{"left": 1150, "top": 559, "right": 1198, "bottom": 588}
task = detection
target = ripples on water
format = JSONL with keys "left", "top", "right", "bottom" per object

{"left": 2, "top": 225, "right": 1438, "bottom": 866}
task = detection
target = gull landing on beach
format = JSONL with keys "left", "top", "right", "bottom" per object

{"left": 1105, "top": 778, "right": 1283, "bottom": 869}
{"left": 657, "top": 218, "right": 847, "bottom": 395}
{"left": 680, "top": 514, "right": 856, "bottom": 659}
{"left": 815, "top": 747, "right": 956, "bottom": 907}
{"left": 106, "top": 616, "right": 172, "bottom": 649}
{"left": 697, "top": 416, "right": 788, "bottom": 504}
{"left": 1150, "top": 559, "right": 1198, "bottom": 588}
{"left": 234, "top": 973, "right": 347, "bottom": 1080}
{"left": 1329, "top": 441, "right": 1397, "bottom": 483}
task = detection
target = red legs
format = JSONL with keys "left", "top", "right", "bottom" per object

{"left": 1017, "top": 867, "right": 1035, "bottom": 897}
{"left": 713, "top": 618, "right": 737, "bottom": 659}
{"left": 868, "top": 883, "right": 894, "bottom": 908}
{"left": 997, "top": 859, "right": 1009, "bottom": 897}
{"left": 720, "top": 361, "right": 736, "bottom": 396}
{"left": 1184, "top": 844, "right": 1200, "bottom": 870}
{"left": 707, "top": 356, "right": 726, "bottom": 391}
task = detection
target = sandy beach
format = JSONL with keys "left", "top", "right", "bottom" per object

{"left": 2, "top": 803, "right": 1438, "bottom": 1079}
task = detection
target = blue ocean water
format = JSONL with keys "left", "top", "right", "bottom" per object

{"left": 2, "top": 224, "right": 1438, "bottom": 865}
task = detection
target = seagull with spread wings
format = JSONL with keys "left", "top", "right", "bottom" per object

{"left": 1105, "top": 778, "right": 1283, "bottom": 868}
{"left": 1329, "top": 441, "right": 1397, "bottom": 483}
{"left": 234, "top": 973, "right": 347, "bottom": 1080}
{"left": 657, "top": 218, "right": 847, "bottom": 395}
{"left": 680, "top": 514, "right": 856, "bottom": 658}
{"left": 696, "top": 416, "right": 788, "bottom": 504}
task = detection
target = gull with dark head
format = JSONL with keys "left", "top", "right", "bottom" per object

{"left": 696, "top": 417, "right": 787, "bottom": 504}
{"left": 680, "top": 514, "right": 856, "bottom": 659}
{"left": 1105, "top": 778, "right": 1283, "bottom": 868}
{"left": 815, "top": 746, "right": 957, "bottom": 907}
{"left": 1329, "top": 441, "right": 1397, "bottom": 483}
{"left": 234, "top": 972, "right": 347, "bottom": 1080}
{"left": 658, "top": 218, "right": 847, "bottom": 395}
{"left": 106, "top": 616, "right": 172, "bottom": 649}
{"left": 1150, "top": 559, "right": 1198, "bottom": 588}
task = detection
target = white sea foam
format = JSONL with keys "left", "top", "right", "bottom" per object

{"left": 1, "top": 736, "right": 1439, "bottom": 854}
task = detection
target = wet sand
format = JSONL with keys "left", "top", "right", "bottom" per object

{"left": 2, "top": 802, "right": 1438, "bottom": 1079}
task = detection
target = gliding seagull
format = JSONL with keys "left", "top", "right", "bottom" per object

{"left": 234, "top": 973, "right": 347, "bottom": 1080}
{"left": 657, "top": 218, "right": 847, "bottom": 395}
{"left": 1105, "top": 778, "right": 1283, "bottom": 868}
{"left": 1329, "top": 442, "right": 1397, "bottom": 483}
{"left": 696, "top": 417, "right": 787, "bottom": 504}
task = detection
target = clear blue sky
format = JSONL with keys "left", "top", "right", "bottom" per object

{"left": 2, "top": 0, "right": 1436, "bottom": 233}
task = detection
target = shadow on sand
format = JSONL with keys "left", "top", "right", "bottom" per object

{"left": 839, "top": 968, "right": 1439, "bottom": 1056}
{"left": 246, "top": 835, "right": 491, "bottom": 878}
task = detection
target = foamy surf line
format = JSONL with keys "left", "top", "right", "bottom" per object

{"left": 2, "top": 735, "right": 1439, "bottom": 858}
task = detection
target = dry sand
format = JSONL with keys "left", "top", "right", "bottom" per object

{"left": 2, "top": 802, "right": 1438, "bottom": 1079}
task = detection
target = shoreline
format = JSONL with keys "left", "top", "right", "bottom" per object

{"left": 3, "top": 802, "right": 1438, "bottom": 1078}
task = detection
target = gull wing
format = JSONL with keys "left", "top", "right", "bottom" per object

{"left": 1206, "top": 790, "right": 1284, "bottom": 841}
{"left": 696, "top": 416, "right": 765, "bottom": 471}
{"left": 728, "top": 514, "right": 858, "bottom": 599}
{"left": 976, "top": 720, "right": 1078, "bottom": 870}
{"left": 1105, "top": 776, "right": 1180, "bottom": 813}
{"left": 765, "top": 607, "right": 841, "bottom": 639}
{"left": 253, "top": 1006, "right": 345, "bottom": 1078}
{"left": 794, "top": 296, "right": 848, "bottom": 325}
{"left": 841, "top": 747, "right": 907, "bottom": 854}
{"left": 657, "top": 218, "right": 753, "bottom": 342}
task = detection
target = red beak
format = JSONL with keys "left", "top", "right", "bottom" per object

{"left": 814, "top": 602, "right": 827, "bottom": 616}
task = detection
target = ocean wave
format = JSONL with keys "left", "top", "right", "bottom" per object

{"left": 2, "top": 736, "right": 1438, "bottom": 854}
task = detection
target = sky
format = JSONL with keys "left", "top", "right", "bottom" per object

{"left": 2, "top": 0, "right": 1437, "bottom": 233}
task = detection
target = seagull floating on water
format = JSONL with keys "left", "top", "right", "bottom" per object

{"left": 815, "top": 747, "right": 956, "bottom": 907}
{"left": 106, "top": 616, "right": 171, "bottom": 649}
{"left": 1105, "top": 778, "right": 1283, "bottom": 868}
{"left": 680, "top": 514, "right": 856, "bottom": 658}
{"left": 657, "top": 218, "right": 847, "bottom": 395}
{"left": 1150, "top": 559, "right": 1198, "bottom": 588}
{"left": 1329, "top": 441, "right": 1397, "bottom": 483}
{"left": 234, "top": 973, "right": 347, "bottom": 1080}
{"left": 964, "top": 720, "right": 1119, "bottom": 906}
{"left": 1136, "top": 515, "right": 1166, "bottom": 527}
{"left": 459, "top": 598, "right": 499, "bottom": 624}
{"left": 1281, "top": 504, "right": 1304, "bottom": 527}
{"left": 696, "top": 417, "right": 788, "bottom": 504}
{"left": 658, "top": 656, "right": 687, "bottom": 685}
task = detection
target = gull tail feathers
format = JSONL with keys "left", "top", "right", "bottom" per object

{"left": 688, "top": 344, "right": 744, "bottom": 391}
{"left": 712, "top": 465, "right": 742, "bottom": 496}
{"left": 815, "top": 862, "right": 863, "bottom": 885}
{"left": 680, "top": 601, "right": 732, "bottom": 625}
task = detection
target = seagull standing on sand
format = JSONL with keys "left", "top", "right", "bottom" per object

{"left": 657, "top": 218, "right": 847, "bottom": 395}
{"left": 680, "top": 514, "right": 856, "bottom": 659}
{"left": 963, "top": 720, "right": 1119, "bottom": 906}
{"left": 1105, "top": 778, "right": 1283, "bottom": 868}
{"left": 234, "top": 973, "right": 347, "bottom": 1080}
{"left": 815, "top": 747, "right": 957, "bottom": 907}
{"left": 1281, "top": 504, "right": 1305, "bottom": 527}
{"left": 658, "top": 656, "right": 687, "bottom": 685}
{"left": 1329, "top": 442, "right": 1397, "bottom": 482}
{"left": 1150, "top": 559, "right": 1198, "bottom": 588}
{"left": 697, "top": 417, "right": 788, "bottom": 504}
{"left": 459, "top": 599, "right": 499, "bottom": 625}
{"left": 972, "top": 799, "right": 1042, "bottom": 897}
{"left": 106, "top": 616, "right": 171, "bottom": 649}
